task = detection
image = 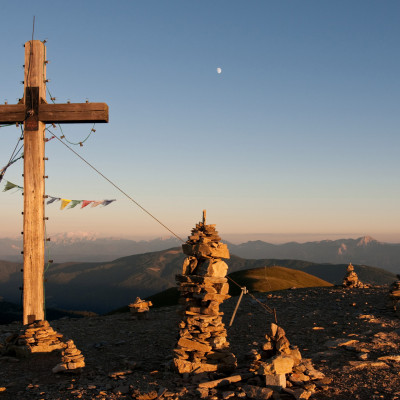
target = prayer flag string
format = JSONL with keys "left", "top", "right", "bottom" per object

{"left": 2, "top": 180, "right": 116, "bottom": 210}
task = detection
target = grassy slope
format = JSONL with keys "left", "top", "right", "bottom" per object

{"left": 1, "top": 249, "right": 394, "bottom": 314}
{"left": 110, "top": 265, "right": 333, "bottom": 313}
{"left": 228, "top": 265, "right": 332, "bottom": 295}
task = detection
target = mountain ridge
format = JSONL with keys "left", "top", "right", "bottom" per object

{"left": 2, "top": 235, "right": 400, "bottom": 274}
{"left": 0, "top": 247, "right": 396, "bottom": 315}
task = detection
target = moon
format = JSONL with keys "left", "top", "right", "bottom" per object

{"left": 216, "top": 67, "right": 222, "bottom": 74}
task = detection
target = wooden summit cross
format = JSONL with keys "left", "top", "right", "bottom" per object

{"left": 0, "top": 40, "right": 108, "bottom": 325}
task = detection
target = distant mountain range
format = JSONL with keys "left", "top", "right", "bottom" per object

{"left": 0, "top": 247, "right": 396, "bottom": 315}
{"left": 229, "top": 235, "right": 400, "bottom": 274}
{"left": 0, "top": 234, "right": 399, "bottom": 273}
{"left": 0, "top": 234, "right": 181, "bottom": 262}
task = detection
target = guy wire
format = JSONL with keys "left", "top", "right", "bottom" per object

{"left": 50, "top": 129, "right": 277, "bottom": 320}
{"left": 0, "top": 126, "right": 24, "bottom": 183}
{"left": 49, "top": 130, "right": 185, "bottom": 242}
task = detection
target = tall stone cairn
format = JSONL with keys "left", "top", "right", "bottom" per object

{"left": 342, "top": 263, "right": 366, "bottom": 288}
{"left": 173, "top": 213, "right": 237, "bottom": 375}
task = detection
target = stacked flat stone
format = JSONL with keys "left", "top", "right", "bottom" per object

{"left": 173, "top": 219, "right": 237, "bottom": 375}
{"left": 388, "top": 275, "right": 400, "bottom": 311}
{"left": 52, "top": 339, "right": 85, "bottom": 373}
{"left": 129, "top": 297, "right": 153, "bottom": 319}
{"left": 249, "top": 323, "right": 301, "bottom": 389}
{"left": 249, "top": 323, "right": 326, "bottom": 398}
{"left": 12, "top": 320, "right": 65, "bottom": 355}
{"left": 3, "top": 320, "right": 85, "bottom": 373}
{"left": 342, "top": 263, "right": 366, "bottom": 288}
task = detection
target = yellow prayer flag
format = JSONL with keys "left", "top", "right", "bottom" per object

{"left": 60, "top": 199, "right": 72, "bottom": 210}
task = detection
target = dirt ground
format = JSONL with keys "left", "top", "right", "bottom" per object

{"left": 1, "top": 286, "right": 399, "bottom": 400}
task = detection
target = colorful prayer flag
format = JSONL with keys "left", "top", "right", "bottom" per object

{"left": 81, "top": 200, "right": 94, "bottom": 209}
{"left": 3, "top": 181, "right": 116, "bottom": 210}
{"left": 47, "top": 196, "right": 60, "bottom": 205}
{"left": 68, "top": 200, "right": 82, "bottom": 209}
{"left": 102, "top": 199, "right": 116, "bottom": 207}
{"left": 60, "top": 199, "right": 72, "bottom": 210}
{"left": 3, "top": 181, "right": 21, "bottom": 192}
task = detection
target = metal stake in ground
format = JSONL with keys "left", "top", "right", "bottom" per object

{"left": 0, "top": 40, "right": 108, "bottom": 325}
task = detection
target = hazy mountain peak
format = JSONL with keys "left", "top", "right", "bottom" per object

{"left": 51, "top": 231, "right": 98, "bottom": 244}
{"left": 338, "top": 243, "right": 347, "bottom": 255}
{"left": 356, "top": 236, "right": 377, "bottom": 247}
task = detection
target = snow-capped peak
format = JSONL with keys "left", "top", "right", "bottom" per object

{"left": 50, "top": 231, "right": 98, "bottom": 244}
{"left": 356, "top": 236, "right": 376, "bottom": 247}
{"left": 338, "top": 243, "right": 347, "bottom": 255}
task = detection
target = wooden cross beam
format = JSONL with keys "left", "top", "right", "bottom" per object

{"left": 0, "top": 40, "right": 109, "bottom": 325}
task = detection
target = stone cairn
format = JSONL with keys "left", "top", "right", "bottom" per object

{"left": 388, "top": 275, "right": 400, "bottom": 312}
{"left": 52, "top": 339, "right": 85, "bottom": 373}
{"left": 248, "top": 323, "right": 327, "bottom": 398}
{"left": 129, "top": 297, "right": 153, "bottom": 319}
{"left": 3, "top": 320, "right": 85, "bottom": 373}
{"left": 173, "top": 211, "right": 237, "bottom": 375}
{"left": 5, "top": 320, "right": 65, "bottom": 357}
{"left": 342, "top": 263, "right": 366, "bottom": 288}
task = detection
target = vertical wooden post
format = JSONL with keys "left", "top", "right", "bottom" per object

{"left": 23, "top": 40, "right": 46, "bottom": 325}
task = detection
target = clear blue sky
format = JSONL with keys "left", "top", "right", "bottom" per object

{"left": 0, "top": 1, "right": 399, "bottom": 243}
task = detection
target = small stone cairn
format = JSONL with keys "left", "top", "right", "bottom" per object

{"left": 388, "top": 275, "right": 400, "bottom": 312}
{"left": 342, "top": 263, "right": 367, "bottom": 288}
{"left": 3, "top": 320, "right": 85, "bottom": 373}
{"left": 129, "top": 297, "right": 153, "bottom": 319}
{"left": 52, "top": 339, "right": 85, "bottom": 373}
{"left": 248, "top": 323, "right": 326, "bottom": 398}
{"left": 5, "top": 320, "right": 64, "bottom": 357}
{"left": 173, "top": 211, "right": 237, "bottom": 375}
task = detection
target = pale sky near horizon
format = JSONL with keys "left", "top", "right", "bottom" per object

{"left": 0, "top": 1, "right": 399, "bottom": 244}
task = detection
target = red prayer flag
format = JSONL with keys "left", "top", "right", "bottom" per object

{"left": 81, "top": 200, "right": 94, "bottom": 209}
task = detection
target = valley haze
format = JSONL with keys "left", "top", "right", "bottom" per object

{"left": 0, "top": 233, "right": 399, "bottom": 273}
{"left": 0, "top": 247, "right": 395, "bottom": 315}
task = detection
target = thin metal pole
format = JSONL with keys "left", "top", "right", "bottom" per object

{"left": 229, "top": 287, "right": 247, "bottom": 327}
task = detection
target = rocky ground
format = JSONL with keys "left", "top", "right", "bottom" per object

{"left": 0, "top": 286, "right": 399, "bottom": 400}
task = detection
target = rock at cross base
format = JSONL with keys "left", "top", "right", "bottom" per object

{"left": 1, "top": 319, "right": 85, "bottom": 374}
{"left": 4, "top": 320, "right": 65, "bottom": 358}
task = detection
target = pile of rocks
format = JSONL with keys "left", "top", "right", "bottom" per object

{"left": 248, "top": 323, "right": 327, "bottom": 399}
{"left": 173, "top": 214, "right": 237, "bottom": 375}
{"left": 52, "top": 339, "right": 85, "bottom": 373}
{"left": 4, "top": 320, "right": 65, "bottom": 357}
{"left": 388, "top": 275, "right": 400, "bottom": 312}
{"left": 342, "top": 263, "right": 367, "bottom": 288}
{"left": 129, "top": 297, "right": 153, "bottom": 319}
{"left": 249, "top": 323, "right": 300, "bottom": 389}
{"left": 1, "top": 320, "right": 86, "bottom": 373}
